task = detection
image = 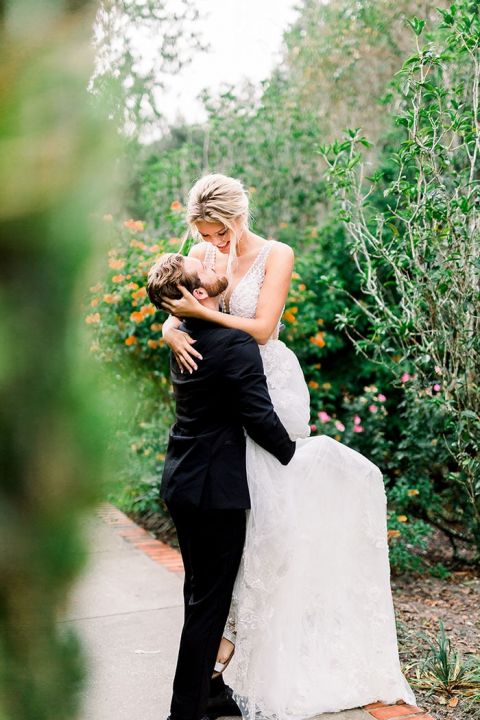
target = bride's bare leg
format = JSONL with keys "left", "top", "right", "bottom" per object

{"left": 212, "top": 636, "right": 235, "bottom": 678}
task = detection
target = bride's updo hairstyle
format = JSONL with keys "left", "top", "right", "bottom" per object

{"left": 184, "top": 173, "right": 251, "bottom": 272}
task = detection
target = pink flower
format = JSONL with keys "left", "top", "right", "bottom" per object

{"left": 377, "top": 393, "right": 386, "bottom": 402}
{"left": 353, "top": 414, "right": 362, "bottom": 425}
{"left": 434, "top": 365, "right": 443, "bottom": 375}
{"left": 369, "top": 404, "right": 378, "bottom": 413}
{"left": 401, "top": 373, "right": 411, "bottom": 382}
{"left": 334, "top": 420, "right": 345, "bottom": 431}
{"left": 318, "top": 411, "right": 331, "bottom": 423}
{"left": 353, "top": 425, "right": 364, "bottom": 433}
{"left": 433, "top": 383, "right": 441, "bottom": 392}
{"left": 310, "top": 424, "right": 317, "bottom": 432}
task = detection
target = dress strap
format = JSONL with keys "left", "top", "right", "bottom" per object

{"left": 249, "top": 240, "right": 274, "bottom": 279}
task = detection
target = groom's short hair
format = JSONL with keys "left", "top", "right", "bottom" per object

{"left": 147, "top": 253, "right": 202, "bottom": 308}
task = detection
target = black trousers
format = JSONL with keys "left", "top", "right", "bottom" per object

{"left": 167, "top": 503, "right": 246, "bottom": 720}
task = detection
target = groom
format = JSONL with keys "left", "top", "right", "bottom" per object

{"left": 147, "top": 253, "right": 296, "bottom": 720}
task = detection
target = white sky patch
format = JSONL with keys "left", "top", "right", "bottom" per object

{"left": 151, "top": 0, "right": 299, "bottom": 130}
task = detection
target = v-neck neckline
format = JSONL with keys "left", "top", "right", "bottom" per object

{"left": 222, "top": 241, "right": 272, "bottom": 314}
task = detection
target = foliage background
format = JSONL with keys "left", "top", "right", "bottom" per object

{"left": 89, "top": 0, "right": 479, "bottom": 576}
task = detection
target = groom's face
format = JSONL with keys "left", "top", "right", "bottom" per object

{"left": 184, "top": 257, "right": 228, "bottom": 299}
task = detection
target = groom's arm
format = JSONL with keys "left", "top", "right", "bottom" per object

{"left": 222, "top": 331, "right": 295, "bottom": 465}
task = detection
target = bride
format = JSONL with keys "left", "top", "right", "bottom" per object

{"left": 161, "top": 173, "right": 416, "bottom": 719}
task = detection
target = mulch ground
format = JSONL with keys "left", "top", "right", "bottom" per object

{"left": 391, "top": 527, "right": 479, "bottom": 720}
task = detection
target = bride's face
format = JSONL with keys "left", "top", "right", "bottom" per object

{"left": 195, "top": 217, "right": 243, "bottom": 255}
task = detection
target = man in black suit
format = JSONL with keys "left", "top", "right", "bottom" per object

{"left": 147, "top": 253, "right": 295, "bottom": 720}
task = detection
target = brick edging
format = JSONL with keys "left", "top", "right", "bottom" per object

{"left": 95, "top": 501, "right": 184, "bottom": 574}
{"left": 363, "top": 701, "right": 434, "bottom": 720}
{"left": 95, "top": 502, "right": 434, "bottom": 720}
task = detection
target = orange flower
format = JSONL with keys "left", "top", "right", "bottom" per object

{"left": 169, "top": 237, "right": 180, "bottom": 246}
{"left": 132, "top": 287, "right": 147, "bottom": 301}
{"left": 112, "top": 274, "right": 125, "bottom": 283}
{"left": 407, "top": 489, "right": 419, "bottom": 496}
{"left": 397, "top": 515, "right": 408, "bottom": 523}
{"left": 170, "top": 200, "right": 182, "bottom": 211}
{"left": 283, "top": 310, "right": 297, "bottom": 324}
{"left": 149, "top": 244, "right": 160, "bottom": 253}
{"left": 85, "top": 312, "right": 100, "bottom": 324}
{"left": 299, "top": 283, "right": 306, "bottom": 291}
{"left": 90, "top": 298, "right": 99, "bottom": 307}
{"left": 387, "top": 529, "right": 401, "bottom": 539}
{"left": 124, "top": 335, "right": 137, "bottom": 346}
{"left": 90, "top": 282, "right": 102, "bottom": 293}
{"left": 310, "top": 332, "right": 326, "bottom": 348}
{"left": 109, "top": 258, "right": 126, "bottom": 270}
{"left": 147, "top": 339, "right": 160, "bottom": 349}
{"left": 308, "top": 380, "right": 319, "bottom": 389}
{"left": 151, "top": 322, "right": 163, "bottom": 332}
{"left": 317, "top": 318, "right": 324, "bottom": 325}
{"left": 292, "top": 272, "right": 300, "bottom": 280}
{"left": 279, "top": 222, "right": 288, "bottom": 229}
{"left": 141, "top": 304, "right": 155, "bottom": 317}
{"left": 130, "top": 311, "right": 144, "bottom": 323}
{"left": 123, "top": 218, "right": 145, "bottom": 232}
{"left": 103, "top": 294, "right": 120, "bottom": 304}
{"left": 130, "top": 239, "right": 148, "bottom": 250}
{"left": 126, "top": 282, "right": 139, "bottom": 290}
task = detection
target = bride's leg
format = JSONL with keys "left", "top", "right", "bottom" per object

{"left": 211, "top": 605, "right": 237, "bottom": 677}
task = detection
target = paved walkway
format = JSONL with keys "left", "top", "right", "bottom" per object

{"left": 60, "top": 503, "right": 433, "bottom": 720}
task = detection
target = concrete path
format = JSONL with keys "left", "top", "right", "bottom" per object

{"left": 59, "top": 504, "right": 430, "bottom": 720}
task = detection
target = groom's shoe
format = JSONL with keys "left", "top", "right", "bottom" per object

{"left": 206, "top": 684, "right": 242, "bottom": 719}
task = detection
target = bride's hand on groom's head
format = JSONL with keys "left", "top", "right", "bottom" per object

{"left": 161, "top": 284, "right": 202, "bottom": 318}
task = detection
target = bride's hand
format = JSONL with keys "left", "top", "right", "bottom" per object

{"left": 163, "top": 325, "right": 203, "bottom": 374}
{"left": 161, "top": 285, "right": 206, "bottom": 318}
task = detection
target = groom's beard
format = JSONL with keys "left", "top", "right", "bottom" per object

{"left": 202, "top": 275, "right": 229, "bottom": 298}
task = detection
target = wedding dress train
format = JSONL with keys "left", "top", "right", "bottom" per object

{"left": 202, "top": 241, "right": 416, "bottom": 720}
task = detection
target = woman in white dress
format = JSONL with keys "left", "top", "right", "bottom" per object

{"left": 161, "top": 173, "right": 416, "bottom": 719}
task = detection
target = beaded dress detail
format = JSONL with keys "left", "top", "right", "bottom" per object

{"left": 200, "top": 240, "right": 416, "bottom": 720}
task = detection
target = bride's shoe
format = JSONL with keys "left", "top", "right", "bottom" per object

{"left": 212, "top": 637, "right": 235, "bottom": 677}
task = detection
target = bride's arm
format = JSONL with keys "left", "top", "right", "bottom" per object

{"left": 161, "top": 244, "right": 206, "bottom": 372}
{"left": 162, "top": 242, "right": 294, "bottom": 345}
{"left": 161, "top": 314, "right": 203, "bottom": 373}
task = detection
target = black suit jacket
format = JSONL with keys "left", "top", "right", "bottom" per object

{"left": 161, "top": 317, "right": 296, "bottom": 509}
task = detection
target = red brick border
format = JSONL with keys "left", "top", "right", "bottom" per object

{"left": 96, "top": 503, "right": 435, "bottom": 719}
{"left": 363, "top": 702, "right": 434, "bottom": 720}
{"left": 95, "top": 502, "right": 184, "bottom": 575}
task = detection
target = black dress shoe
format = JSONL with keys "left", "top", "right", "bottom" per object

{"left": 206, "top": 684, "right": 242, "bottom": 719}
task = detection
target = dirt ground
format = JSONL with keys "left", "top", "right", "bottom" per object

{"left": 391, "top": 527, "right": 479, "bottom": 720}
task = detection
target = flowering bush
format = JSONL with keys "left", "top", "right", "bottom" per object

{"left": 85, "top": 206, "right": 188, "bottom": 517}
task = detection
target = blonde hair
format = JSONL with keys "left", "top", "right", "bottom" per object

{"left": 182, "top": 173, "right": 251, "bottom": 272}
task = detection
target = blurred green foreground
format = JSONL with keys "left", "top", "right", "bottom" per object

{"left": 0, "top": 2, "right": 125, "bottom": 718}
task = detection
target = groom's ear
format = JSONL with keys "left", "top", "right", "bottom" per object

{"left": 192, "top": 287, "right": 208, "bottom": 300}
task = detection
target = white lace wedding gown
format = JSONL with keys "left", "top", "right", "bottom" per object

{"left": 202, "top": 241, "right": 416, "bottom": 719}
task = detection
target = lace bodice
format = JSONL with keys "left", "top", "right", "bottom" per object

{"left": 203, "top": 240, "right": 280, "bottom": 334}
